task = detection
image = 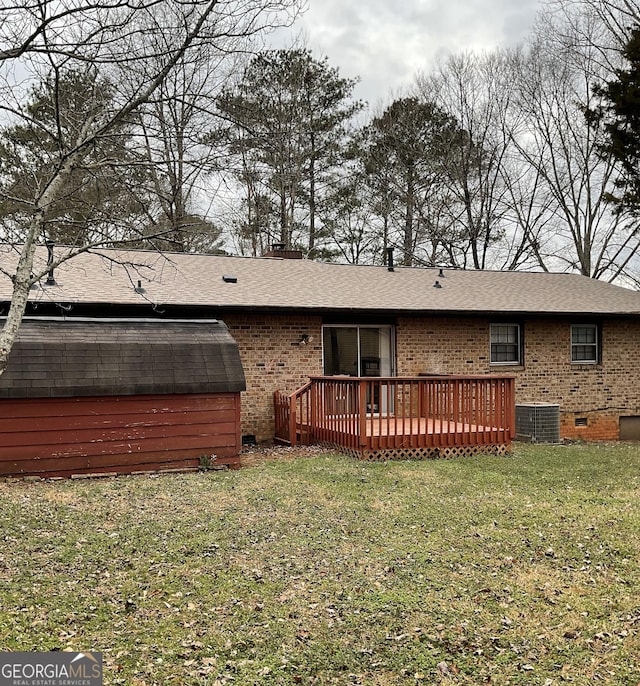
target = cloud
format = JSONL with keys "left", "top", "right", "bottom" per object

{"left": 272, "top": 0, "right": 542, "bottom": 105}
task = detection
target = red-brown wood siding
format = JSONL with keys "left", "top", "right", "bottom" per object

{"left": 0, "top": 393, "right": 242, "bottom": 478}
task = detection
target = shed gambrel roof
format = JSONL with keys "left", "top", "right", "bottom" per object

{"left": 1, "top": 245, "right": 640, "bottom": 316}
{"left": 0, "top": 318, "right": 246, "bottom": 398}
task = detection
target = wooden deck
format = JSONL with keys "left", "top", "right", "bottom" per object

{"left": 275, "top": 375, "right": 516, "bottom": 460}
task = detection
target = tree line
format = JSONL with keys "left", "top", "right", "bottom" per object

{"left": 2, "top": 0, "right": 639, "bottom": 284}
{"left": 2, "top": 0, "right": 639, "bottom": 280}
{"left": 216, "top": 1, "right": 640, "bottom": 281}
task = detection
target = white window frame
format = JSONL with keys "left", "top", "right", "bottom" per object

{"left": 490, "top": 323, "right": 522, "bottom": 365}
{"left": 571, "top": 324, "right": 598, "bottom": 364}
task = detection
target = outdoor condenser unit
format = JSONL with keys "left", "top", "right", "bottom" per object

{"left": 515, "top": 403, "right": 561, "bottom": 443}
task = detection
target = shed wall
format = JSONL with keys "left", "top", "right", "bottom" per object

{"left": 0, "top": 393, "right": 241, "bottom": 478}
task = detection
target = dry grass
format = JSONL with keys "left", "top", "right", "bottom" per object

{"left": 1, "top": 442, "right": 639, "bottom": 685}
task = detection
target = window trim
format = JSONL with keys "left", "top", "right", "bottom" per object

{"left": 489, "top": 323, "right": 523, "bottom": 366}
{"left": 570, "top": 324, "right": 599, "bottom": 364}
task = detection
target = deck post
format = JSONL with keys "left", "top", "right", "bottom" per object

{"left": 310, "top": 380, "right": 318, "bottom": 444}
{"left": 359, "top": 379, "right": 368, "bottom": 449}
{"left": 289, "top": 392, "right": 297, "bottom": 447}
{"left": 508, "top": 376, "right": 516, "bottom": 439}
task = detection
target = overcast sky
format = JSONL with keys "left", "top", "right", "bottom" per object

{"left": 270, "top": 0, "right": 544, "bottom": 107}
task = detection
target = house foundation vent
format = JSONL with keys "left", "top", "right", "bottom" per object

{"left": 515, "top": 403, "right": 560, "bottom": 443}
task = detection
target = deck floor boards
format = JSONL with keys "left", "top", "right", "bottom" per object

{"left": 305, "top": 416, "right": 499, "bottom": 436}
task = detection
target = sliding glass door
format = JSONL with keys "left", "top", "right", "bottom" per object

{"left": 322, "top": 325, "right": 395, "bottom": 413}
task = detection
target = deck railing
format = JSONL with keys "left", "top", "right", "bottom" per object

{"left": 275, "top": 375, "right": 516, "bottom": 453}
{"left": 274, "top": 381, "right": 312, "bottom": 446}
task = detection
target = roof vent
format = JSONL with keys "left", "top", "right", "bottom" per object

{"left": 134, "top": 280, "right": 145, "bottom": 294}
{"left": 387, "top": 247, "right": 394, "bottom": 272}
{"left": 222, "top": 275, "right": 237, "bottom": 283}
{"left": 438, "top": 267, "right": 445, "bottom": 278}
{"left": 433, "top": 280, "right": 442, "bottom": 288}
{"left": 45, "top": 240, "right": 56, "bottom": 286}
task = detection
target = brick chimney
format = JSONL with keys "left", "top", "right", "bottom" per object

{"left": 263, "top": 242, "right": 304, "bottom": 259}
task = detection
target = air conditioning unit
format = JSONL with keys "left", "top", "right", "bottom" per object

{"left": 515, "top": 403, "right": 560, "bottom": 443}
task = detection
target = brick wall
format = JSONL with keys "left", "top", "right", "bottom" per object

{"left": 224, "top": 313, "right": 640, "bottom": 443}
{"left": 225, "top": 314, "right": 323, "bottom": 442}
{"left": 397, "top": 316, "right": 640, "bottom": 441}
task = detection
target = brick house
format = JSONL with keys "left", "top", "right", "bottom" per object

{"left": 2, "top": 244, "right": 640, "bottom": 444}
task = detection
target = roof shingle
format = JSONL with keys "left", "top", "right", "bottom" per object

{"left": 0, "top": 317, "right": 246, "bottom": 398}
{"left": 1, "top": 245, "right": 640, "bottom": 316}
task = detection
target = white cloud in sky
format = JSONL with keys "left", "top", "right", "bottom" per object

{"left": 270, "top": 0, "right": 542, "bottom": 105}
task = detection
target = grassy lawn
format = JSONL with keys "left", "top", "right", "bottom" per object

{"left": 1, "top": 443, "right": 639, "bottom": 685}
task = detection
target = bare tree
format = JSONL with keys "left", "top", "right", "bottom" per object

{"left": 0, "top": 0, "right": 302, "bottom": 375}
{"left": 136, "top": 44, "right": 239, "bottom": 253}
{"left": 510, "top": 9, "right": 640, "bottom": 280}
{"left": 418, "top": 51, "right": 522, "bottom": 270}
{"left": 543, "top": 0, "right": 639, "bottom": 70}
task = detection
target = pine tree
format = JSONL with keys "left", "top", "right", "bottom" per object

{"left": 216, "top": 49, "right": 364, "bottom": 256}
{"left": 587, "top": 26, "right": 640, "bottom": 215}
{"left": 0, "top": 68, "right": 149, "bottom": 244}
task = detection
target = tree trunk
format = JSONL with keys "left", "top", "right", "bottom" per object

{"left": 0, "top": 154, "right": 76, "bottom": 376}
{"left": 0, "top": 232, "right": 39, "bottom": 375}
{"left": 403, "top": 165, "right": 415, "bottom": 266}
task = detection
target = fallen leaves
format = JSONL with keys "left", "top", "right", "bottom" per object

{"left": 0, "top": 445, "right": 639, "bottom": 685}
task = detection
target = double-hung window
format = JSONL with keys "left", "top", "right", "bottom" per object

{"left": 571, "top": 325, "right": 598, "bottom": 363}
{"left": 490, "top": 323, "right": 522, "bottom": 365}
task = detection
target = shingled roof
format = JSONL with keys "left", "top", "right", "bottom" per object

{"left": 0, "top": 318, "right": 246, "bottom": 399}
{"left": 1, "top": 245, "right": 640, "bottom": 316}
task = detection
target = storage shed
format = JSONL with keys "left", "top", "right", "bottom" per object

{"left": 0, "top": 318, "right": 246, "bottom": 478}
